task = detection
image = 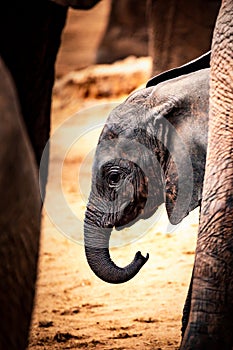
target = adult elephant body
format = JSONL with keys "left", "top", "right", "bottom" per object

{"left": 0, "top": 3, "right": 65, "bottom": 347}
{"left": 0, "top": 1, "right": 67, "bottom": 189}
{"left": 0, "top": 59, "right": 41, "bottom": 350}
{"left": 0, "top": 1, "right": 100, "bottom": 349}
{"left": 84, "top": 64, "right": 210, "bottom": 283}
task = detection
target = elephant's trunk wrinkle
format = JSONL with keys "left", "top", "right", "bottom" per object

{"left": 84, "top": 209, "right": 149, "bottom": 283}
{"left": 85, "top": 245, "right": 149, "bottom": 284}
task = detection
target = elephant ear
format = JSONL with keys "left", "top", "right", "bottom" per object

{"left": 146, "top": 51, "right": 211, "bottom": 87}
{"left": 164, "top": 158, "right": 179, "bottom": 224}
{"left": 164, "top": 156, "right": 193, "bottom": 225}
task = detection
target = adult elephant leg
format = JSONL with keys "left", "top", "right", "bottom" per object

{"left": 180, "top": 1, "right": 233, "bottom": 348}
{"left": 95, "top": 0, "right": 148, "bottom": 64}
{"left": 0, "top": 59, "right": 41, "bottom": 349}
{"left": 148, "top": 0, "right": 220, "bottom": 75}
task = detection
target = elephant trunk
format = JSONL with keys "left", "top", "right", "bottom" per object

{"left": 84, "top": 208, "right": 149, "bottom": 284}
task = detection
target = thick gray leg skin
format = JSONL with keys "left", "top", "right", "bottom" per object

{"left": 0, "top": 59, "right": 41, "bottom": 350}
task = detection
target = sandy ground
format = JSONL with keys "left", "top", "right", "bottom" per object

{"left": 28, "top": 4, "right": 199, "bottom": 350}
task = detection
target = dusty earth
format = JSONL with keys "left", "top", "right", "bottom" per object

{"left": 28, "top": 3, "right": 199, "bottom": 350}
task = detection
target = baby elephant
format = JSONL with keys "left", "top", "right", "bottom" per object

{"left": 84, "top": 63, "right": 210, "bottom": 284}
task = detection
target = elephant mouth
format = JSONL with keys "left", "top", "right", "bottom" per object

{"left": 113, "top": 200, "right": 159, "bottom": 231}
{"left": 114, "top": 213, "right": 143, "bottom": 231}
{"left": 101, "top": 201, "right": 143, "bottom": 231}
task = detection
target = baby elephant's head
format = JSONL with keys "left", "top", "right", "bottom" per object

{"left": 84, "top": 67, "right": 209, "bottom": 284}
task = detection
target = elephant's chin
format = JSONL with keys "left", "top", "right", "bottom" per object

{"left": 113, "top": 204, "right": 146, "bottom": 231}
{"left": 113, "top": 200, "right": 160, "bottom": 231}
{"left": 114, "top": 215, "right": 141, "bottom": 231}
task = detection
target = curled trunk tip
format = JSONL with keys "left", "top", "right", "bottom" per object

{"left": 84, "top": 209, "right": 149, "bottom": 284}
{"left": 134, "top": 251, "right": 149, "bottom": 265}
{"left": 85, "top": 246, "right": 149, "bottom": 284}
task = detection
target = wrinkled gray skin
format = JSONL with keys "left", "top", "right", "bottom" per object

{"left": 84, "top": 67, "right": 209, "bottom": 284}
{"left": 0, "top": 59, "right": 41, "bottom": 349}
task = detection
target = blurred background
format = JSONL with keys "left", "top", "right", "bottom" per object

{"left": 56, "top": 0, "right": 220, "bottom": 75}
{"left": 53, "top": 0, "right": 220, "bottom": 117}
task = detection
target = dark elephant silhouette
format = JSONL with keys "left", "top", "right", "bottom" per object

{"left": 0, "top": 1, "right": 100, "bottom": 349}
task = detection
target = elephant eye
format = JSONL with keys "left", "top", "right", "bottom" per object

{"left": 108, "top": 170, "right": 121, "bottom": 187}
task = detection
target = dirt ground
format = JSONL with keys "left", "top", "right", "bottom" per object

{"left": 28, "top": 3, "right": 199, "bottom": 350}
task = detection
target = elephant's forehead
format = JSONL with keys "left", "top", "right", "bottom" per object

{"left": 94, "top": 136, "right": 151, "bottom": 168}
{"left": 106, "top": 102, "right": 146, "bottom": 128}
